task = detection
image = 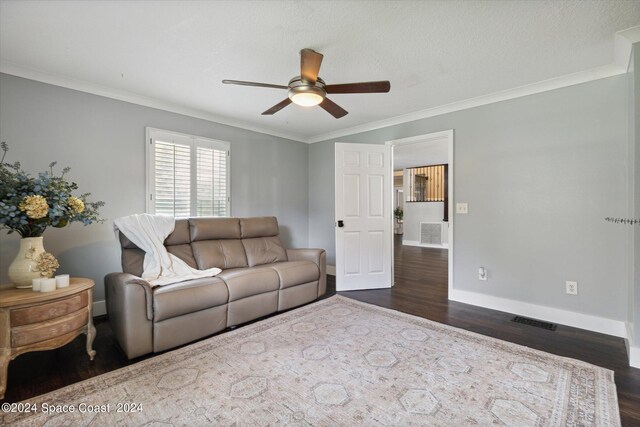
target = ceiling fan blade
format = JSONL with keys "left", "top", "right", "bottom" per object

{"left": 325, "top": 81, "right": 391, "bottom": 94}
{"left": 300, "top": 48, "right": 323, "bottom": 84}
{"left": 262, "top": 98, "right": 292, "bottom": 115}
{"left": 222, "top": 79, "right": 288, "bottom": 90}
{"left": 319, "top": 97, "right": 348, "bottom": 119}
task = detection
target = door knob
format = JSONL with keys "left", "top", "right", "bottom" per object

{"left": 337, "top": 220, "right": 344, "bottom": 228}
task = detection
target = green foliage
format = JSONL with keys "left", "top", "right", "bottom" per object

{"left": 0, "top": 142, "right": 105, "bottom": 237}
{"left": 394, "top": 207, "right": 404, "bottom": 221}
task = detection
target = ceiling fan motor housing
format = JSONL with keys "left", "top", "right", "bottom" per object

{"left": 288, "top": 76, "right": 326, "bottom": 106}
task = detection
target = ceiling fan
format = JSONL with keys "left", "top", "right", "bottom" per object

{"left": 222, "top": 48, "right": 390, "bottom": 119}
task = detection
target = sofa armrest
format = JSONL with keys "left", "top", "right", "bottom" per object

{"left": 104, "top": 272, "right": 154, "bottom": 359}
{"left": 286, "top": 248, "right": 327, "bottom": 297}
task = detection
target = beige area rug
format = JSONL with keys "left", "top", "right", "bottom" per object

{"left": 3, "top": 296, "right": 620, "bottom": 426}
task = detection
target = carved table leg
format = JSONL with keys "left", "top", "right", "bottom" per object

{"left": 86, "top": 322, "right": 96, "bottom": 361}
{"left": 0, "top": 348, "right": 9, "bottom": 400}
{"left": 0, "top": 308, "right": 9, "bottom": 400}
{"left": 86, "top": 290, "right": 96, "bottom": 361}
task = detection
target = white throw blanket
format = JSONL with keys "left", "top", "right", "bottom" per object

{"left": 114, "top": 214, "right": 221, "bottom": 287}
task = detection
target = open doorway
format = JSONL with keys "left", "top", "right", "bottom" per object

{"left": 388, "top": 130, "right": 454, "bottom": 297}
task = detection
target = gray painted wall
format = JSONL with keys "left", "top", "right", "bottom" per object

{"left": 309, "top": 75, "right": 629, "bottom": 321}
{"left": 402, "top": 169, "right": 447, "bottom": 244}
{"left": 0, "top": 74, "right": 310, "bottom": 302}
{"left": 402, "top": 201, "right": 445, "bottom": 243}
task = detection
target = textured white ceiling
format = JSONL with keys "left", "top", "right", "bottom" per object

{"left": 1, "top": 1, "right": 639, "bottom": 141}
{"left": 394, "top": 139, "right": 448, "bottom": 170}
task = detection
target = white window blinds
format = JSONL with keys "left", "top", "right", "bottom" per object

{"left": 196, "top": 145, "right": 228, "bottom": 217}
{"left": 154, "top": 140, "right": 192, "bottom": 218}
{"left": 147, "top": 128, "right": 230, "bottom": 218}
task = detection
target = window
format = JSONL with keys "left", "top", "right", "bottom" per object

{"left": 146, "top": 128, "right": 230, "bottom": 218}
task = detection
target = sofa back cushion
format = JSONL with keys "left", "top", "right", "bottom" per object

{"left": 119, "top": 219, "right": 197, "bottom": 276}
{"left": 240, "top": 217, "right": 287, "bottom": 267}
{"left": 190, "top": 217, "right": 241, "bottom": 240}
{"left": 190, "top": 218, "right": 248, "bottom": 269}
{"left": 191, "top": 240, "right": 248, "bottom": 269}
{"left": 119, "top": 216, "right": 288, "bottom": 274}
{"left": 240, "top": 216, "right": 279, "bottom": 238}
{"left": 119, "top": 233, "right": 145, "bottom": 277}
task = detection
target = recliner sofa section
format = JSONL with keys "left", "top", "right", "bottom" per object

{"left": 105, "top": 216, "right": 326, "bottom": 359}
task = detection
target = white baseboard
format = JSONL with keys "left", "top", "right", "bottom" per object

{"left": 630, "top": 346, "right": 640, "bottom": 369}
{"left": 626, "top": 322, "right": 640, "bottom": 368}
{"left": 93, "top": 299, "right": 106, "bottom": 317}
{"left": 402, "top": 240, "right": 449, "bottom": 249}
{"left": 449, "top": 288, "right": 627, "bottom": 338}
{"left": 326, "top": 265, "right": 336, "bottom": 276}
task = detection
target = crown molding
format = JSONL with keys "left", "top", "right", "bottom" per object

{"left": 0, "top": 61, "right": 306, "bottom": 143}
{"left": 304, "top": 63, "right": 626, "bottom": 144}
{"left": 615, "top": 26, "right": 640, "bottom": 72}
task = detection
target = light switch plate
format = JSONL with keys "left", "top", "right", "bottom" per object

{"left": 456, "top": 203, "right": 468, "bottom": 214}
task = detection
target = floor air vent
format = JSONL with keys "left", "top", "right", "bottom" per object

{"left": 420, "top": 222, "right": 443, "bottom": 245}
{"left": 511, "top": 316, "right": 557, "bottom": 331}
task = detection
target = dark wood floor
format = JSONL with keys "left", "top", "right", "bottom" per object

{"left": 3, "top": 235, "right": 639, "bottom": 424}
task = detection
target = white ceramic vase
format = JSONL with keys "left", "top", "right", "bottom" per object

{"left": 8, "top": 236, "right": 45, "bottom": 288}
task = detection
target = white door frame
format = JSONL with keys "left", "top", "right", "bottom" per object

{"left": 386, "top": 129, "right": 454, "bottom": 296}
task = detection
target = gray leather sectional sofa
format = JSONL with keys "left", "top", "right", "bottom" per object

{"left": 105, "top": 216, "right": 326, "bottom": 359}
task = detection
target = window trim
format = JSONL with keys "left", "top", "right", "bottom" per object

{"left": 145, "top": 127, "right": 231, "bottom": 217}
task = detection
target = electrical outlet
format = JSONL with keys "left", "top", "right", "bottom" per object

{"left": 478, "top": 267, "right": 487, "bottom": 281}
{"left": 456, "top": 203, "right": 468, "bottom": 214}
{"left": 566, "top": 281, "right": 578, "bottom": 295}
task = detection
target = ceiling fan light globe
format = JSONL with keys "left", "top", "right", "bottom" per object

{"left": 289, "top": 92, "right": 324, "bottom": 107}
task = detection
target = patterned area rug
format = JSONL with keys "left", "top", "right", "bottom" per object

{"left": 3, "top": 296, "right": 620, "bottom": 426}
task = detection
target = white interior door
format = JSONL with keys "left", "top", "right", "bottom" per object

{"left": 335, "top": 143, "right": 392, "bottom": 291}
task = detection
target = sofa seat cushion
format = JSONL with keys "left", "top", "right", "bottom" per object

{"left": 266, "top": 261, "right": 320, "bottom": 289}
{"left": 153, "top": 277, "right": 228, "bottom": 322}
{"left": 217, "top": 267, "right": 280, "bottom": 301}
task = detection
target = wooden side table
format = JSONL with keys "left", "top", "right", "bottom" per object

{"left": 0, "top": 277, "right": 96, "bottom": 400}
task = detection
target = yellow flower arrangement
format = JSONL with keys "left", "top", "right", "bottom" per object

{"left": 68, "top": 196, "right": 85, "bottom": 214}
{"left": 18, "top": 195, "right": 49, "bottom": 219}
